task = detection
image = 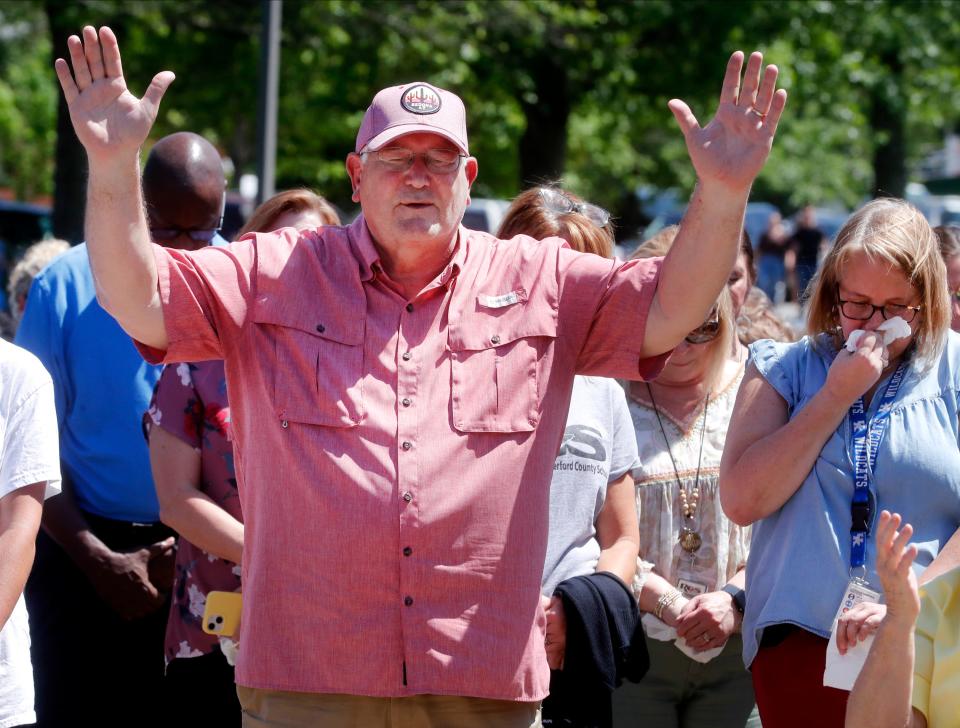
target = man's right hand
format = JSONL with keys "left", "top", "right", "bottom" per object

{"left": 84, "top": 536, "right": 175, "bottom": 621}
{"left": 54, "top": 26, "right": 173, "bottom": 163}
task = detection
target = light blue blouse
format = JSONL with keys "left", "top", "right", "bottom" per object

{"left": 742, "top": 332, "right": 960, "bottom": 667}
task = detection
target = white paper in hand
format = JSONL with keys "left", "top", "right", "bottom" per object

{"left": 823, "top": 631, "right": 875, "bottom": 690}
{"left": 822, "top": 579, "right": 881, "bottom": 690}
{"left": 844, "top": 316, "right": 912, "bottom": 353}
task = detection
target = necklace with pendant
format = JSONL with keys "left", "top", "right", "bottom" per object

{"left": 646, "top": 383, "right": 710, "bottom": 553}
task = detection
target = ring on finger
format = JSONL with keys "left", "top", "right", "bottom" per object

{"left": 749, "top": 106, "right": 766, "bottom": 118}
{"left": 701, "top": 633, "right": 710, "bottom": 643}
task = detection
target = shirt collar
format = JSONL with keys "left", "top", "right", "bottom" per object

{"left": 348, "top": 215, "right": 381, "bottom": 282}
{"left": 347, "top": 214, "right": 466, "bottom": 285}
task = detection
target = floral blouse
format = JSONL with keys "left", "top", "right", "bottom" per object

{"left": 145, "top": 361, "right": 242, "bottom": 664}
{"left": 629, "top": 365, "right": 750, "bottom": 605}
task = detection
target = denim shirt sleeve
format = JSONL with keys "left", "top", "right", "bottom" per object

{"left": 748, "top": 337, "right": 805, "bottom": 409}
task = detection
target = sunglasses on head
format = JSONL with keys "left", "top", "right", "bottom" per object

{"left": 538, "top": 187, "right": 611, "bottom": 228}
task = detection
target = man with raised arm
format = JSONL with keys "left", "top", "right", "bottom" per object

{"left": 55, "top": 25, "right": 785, "bottom": 727}
{"left": 15, "top": 130, "right": 228, "bottom": 728}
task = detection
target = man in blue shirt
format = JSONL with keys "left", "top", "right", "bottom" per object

{"left": 15, "top": 131, "right": 227, "bottom": 727}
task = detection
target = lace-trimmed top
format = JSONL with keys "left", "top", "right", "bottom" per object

{"left": 629, "top": 365, "right": 749, "bottom": 598}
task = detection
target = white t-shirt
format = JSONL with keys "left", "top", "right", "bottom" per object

{"left": 541, "top": 376, "right": 639, "bottom": 595}
{"left": 0, "top": 339, "right": 60, "bottom": 728}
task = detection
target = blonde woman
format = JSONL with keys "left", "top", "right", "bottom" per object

{"left": 612, "top": 230, "right": 758, "bottom": 728}
{"left": 721, "top": 198, "right": 960, "bottom": 727}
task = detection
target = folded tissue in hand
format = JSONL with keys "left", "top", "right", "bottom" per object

{"left": 844, "top": 316, "right": 911, "bottom": 353}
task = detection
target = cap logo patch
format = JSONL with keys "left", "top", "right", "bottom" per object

{"left": 401, "top": 85, "right": 441, "bottom": 115}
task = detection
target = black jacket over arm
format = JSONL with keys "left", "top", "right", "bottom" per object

{"left": 542, "top": 572, "right": 648, "bottom": 728}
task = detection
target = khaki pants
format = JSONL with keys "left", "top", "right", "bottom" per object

{"left": 238, "top": 686, "right": 543, "bottom": 728}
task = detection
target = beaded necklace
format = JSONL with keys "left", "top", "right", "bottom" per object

{"left": 646, "top": 383, "right": 710, "bottom": 553}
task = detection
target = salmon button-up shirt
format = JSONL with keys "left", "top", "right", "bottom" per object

{"left": 138, "top": 215, "right": 666, "bottom": 701}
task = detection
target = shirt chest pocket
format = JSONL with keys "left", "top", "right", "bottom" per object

{"left": 448, "top": 312, "right": 557, "bottom": 433}
{"left": 252, "top": 300, "right": 365, "bottom": 428}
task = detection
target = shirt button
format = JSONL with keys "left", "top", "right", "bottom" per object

{"left": 406, "top": 303, "right": 414, "bottom": 313}
{"left": 404, "top": 596, "right": 414, "bottom": 606}
{"left": 403, "top": 546, "right": 412, "bottom": 556}
{"left": 402, "top": 492, "right": 413, "bottom": 502}
{"left": 315, "top": 324, "right": 325, "bottom": 333}
{"left": 402, "top": 352, "right": 412, "bottom": 361}
{"left": 402, "top": 397, "right": 411, "bottom": 407}
{"left": 491, "top": 334, "right": 501, "bottom": 344}
{"left": 402, "top": 441, "right": 412, "bottom": 451}
{"left": 281, "top": 420, "right": 289, "bottom": 429}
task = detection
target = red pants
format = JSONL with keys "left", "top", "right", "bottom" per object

{"left": 751, "top": 626, "right": 850, "bottom": 728}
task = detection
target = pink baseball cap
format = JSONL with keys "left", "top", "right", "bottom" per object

{"left": 355, "top": 82, "right": 469, "bottom": 155}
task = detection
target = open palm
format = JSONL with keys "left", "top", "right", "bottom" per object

{"left": 54, "top": 26, "right": 174, "bottom": 161}
{"left": 669, "top": 52, "right": 787, "bottom": 193}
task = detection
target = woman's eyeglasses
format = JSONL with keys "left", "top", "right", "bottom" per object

{"left": 538, "top": 188, "right": 611, "bottom": 228}
{"left": 685, "top": 313, "right": 721, "bottom": 344}
{"left": 836, "top": 288, "right": 922, "bottom": 323}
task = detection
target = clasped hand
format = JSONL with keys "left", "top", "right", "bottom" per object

{"left": 86, "top": 536, "right": 175, "bottom": 621}
{"left": 675, "top": 590, "right": 739, "bottom": 652}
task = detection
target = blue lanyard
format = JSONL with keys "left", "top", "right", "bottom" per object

{"left": 848, "top": 362, "right": 907, "bottom": 572}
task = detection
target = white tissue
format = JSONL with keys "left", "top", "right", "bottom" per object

{"left": 219, "top": 637, "right": 239, "bottom": 666}
{"left": 640, "top": 613, "right": 725, "bottom": 664}
{"left": 844, "top": 316, "right": 911, "bottom": 353}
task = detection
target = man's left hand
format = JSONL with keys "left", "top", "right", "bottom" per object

{"left": 668, "top": 51, "right": 787, "bottom": 195}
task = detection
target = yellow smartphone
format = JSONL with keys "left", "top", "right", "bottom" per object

{"left": 202, "top": 591, "right": 242, "bottom": 637}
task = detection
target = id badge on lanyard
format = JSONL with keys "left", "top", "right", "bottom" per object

{"left": 822, "top": 364, "right": 905, "bottom": 690}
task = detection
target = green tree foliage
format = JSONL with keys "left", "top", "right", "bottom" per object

{"left": 5, "top": 0, "right": 960, "bottom": 231}
{"left": 0, "top": 3, "right": 56, "bottom": 200}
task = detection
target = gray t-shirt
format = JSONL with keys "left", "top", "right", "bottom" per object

{"left": 541, "top": 375, "right": 640, "bottom": 595}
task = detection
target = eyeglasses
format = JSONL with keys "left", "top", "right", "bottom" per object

{"left": 538, "top": 188, "right": 611, "bottom": 228}
{"left": 150, "top": 220, "right": 222, "bottom": 243}
{"left": 836, "top": 288, "right": 922, "bottom": 323}
{"left": 362, "top": 147, "right": 465, "bottom": 174}
{"left": 685, "top": 312, "right": 721, "bottom": 344}
{"left": 150, "top": 228, "right": 221, "bottom": 243}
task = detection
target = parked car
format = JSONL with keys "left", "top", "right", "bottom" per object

{"left": 913, "top": 195, "right": 960, "bottom": 228}
{"left": 0, "top": 200, "right": 51, "bottom": 250}
{"left": 462, "top": 197, "right": 511, "bottom": 234}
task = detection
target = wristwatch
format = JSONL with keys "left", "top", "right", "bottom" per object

{"left": 721, "top": 584, "right": 746, "bottom": 614}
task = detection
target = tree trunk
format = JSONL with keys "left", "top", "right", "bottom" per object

{"left": 517, "top": 58, "right": 570, "bottom": 188}
{"left": 868, "top": 50, "right": 907, "bottom": 199}
{"left": 45, "top": 3, "right": 88, "bottom": 243}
